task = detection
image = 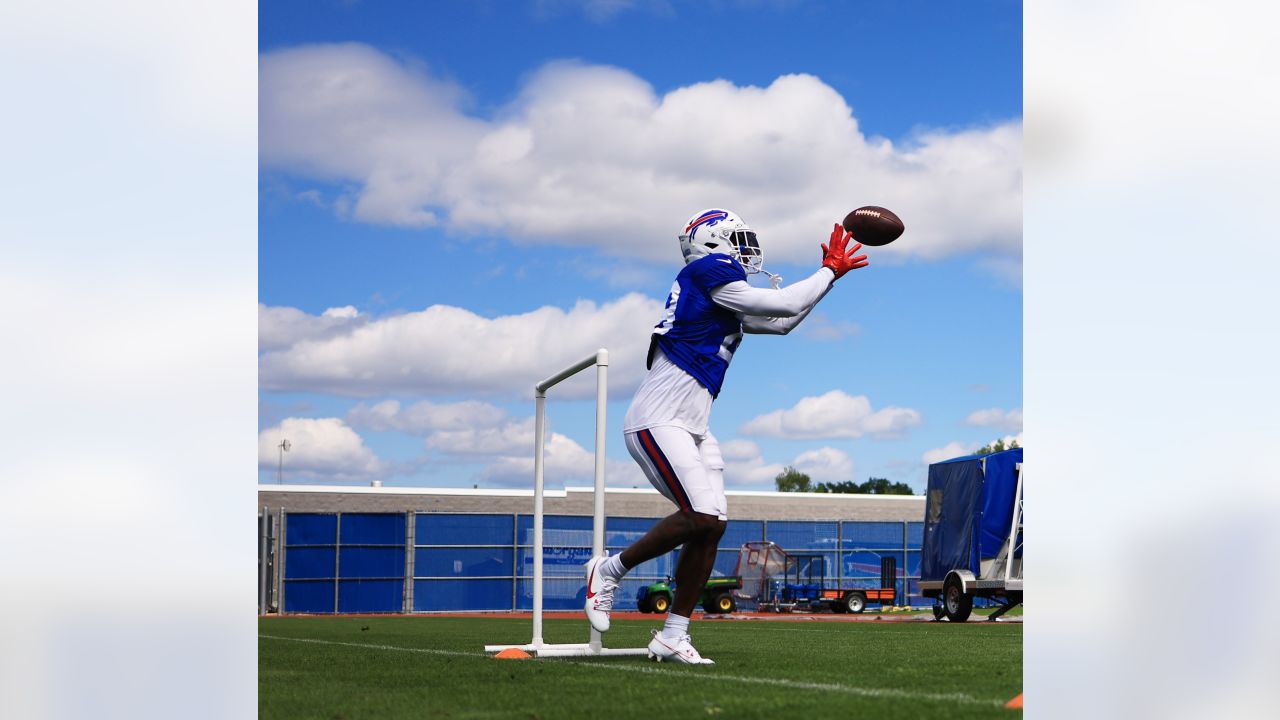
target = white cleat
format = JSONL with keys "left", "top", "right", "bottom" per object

{"left": 583, "top": 556, "right": 618, "bottom": 633}
{"left": 647, "top": 630, "right": 715, "bottom": 665}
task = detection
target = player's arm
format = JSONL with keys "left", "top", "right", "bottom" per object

{"left": 710, "top": 224, "right": 868, "bottom": 334}
{"left": 736, "top": 282, "right": 833, "bottom": 335}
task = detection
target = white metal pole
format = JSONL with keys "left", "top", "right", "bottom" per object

{"left": 590, "top": 349, "right": 608, "bottom": 651}
{"left": 592, "top": 348, "right": 608, "bottom": 557}
{"left": 259, "top": 506, "right": 269, "bottom": 614}
{"left": 1005, "top": 463, "right": 1023, "bottom": 580}
{"left": 532, "top": 391, "right": 547, "bottom": 647}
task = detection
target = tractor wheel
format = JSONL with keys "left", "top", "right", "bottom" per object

{"left": 651, "top": 593, "right": 671, "bottom": 614}
{"left": 711, "top": 592, "right": 735, "bottom": 614}
{"left": 637, "top": 596, "right": 651, "bottom": 613}
{"left": 943, "top": 576, "right": 973, "bottom": 623}
{"left": 844, "top": 592, "right": 867, "bottom": 614}
{"left": 932, "top": 604, "right": 946, "bottom": 621}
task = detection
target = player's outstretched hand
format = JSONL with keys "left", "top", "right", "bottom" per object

{"left": 821, "top": 223, "right": 869, "bottom": 280}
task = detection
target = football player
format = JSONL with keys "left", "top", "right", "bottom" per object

{"left": 583, "top": 209, "right": 868, "bottom": 664}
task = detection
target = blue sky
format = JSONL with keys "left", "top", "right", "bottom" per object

{"left": 258, "top": 0, "right": 1023, "bottom": 491}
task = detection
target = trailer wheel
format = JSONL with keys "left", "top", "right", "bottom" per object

{"left": 844, "top": 592, "right": 867, "bottom": 614}
{"left": 943, "top": 576, "right": 973, "bottom": 623}
{"left": 932, "top": 604, "right": 946, "bottom": 621}
{"left": 651, "top": 593, "right": 671, "bottom": 614}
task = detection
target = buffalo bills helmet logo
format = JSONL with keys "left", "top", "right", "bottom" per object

{"left": 684, "top": 210, "right": 729, "bottom": 240}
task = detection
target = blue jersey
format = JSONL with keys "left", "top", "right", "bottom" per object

{"left": 648, "top": 253, "right": 747, "bottom": 398}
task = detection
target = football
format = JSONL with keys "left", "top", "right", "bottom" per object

{"left": 842, "top": 206, "right": 904, "bottom": 247}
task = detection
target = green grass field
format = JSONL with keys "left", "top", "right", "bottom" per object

{"left": 260, "top": 614, "right": 1022, "bottom": 719}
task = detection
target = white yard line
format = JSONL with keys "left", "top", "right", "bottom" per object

{"left": 260, "top": 634, "right": 475, "bottom": 658}
{"left": 260, "top": 634, "right": 1004, "bottom": 708}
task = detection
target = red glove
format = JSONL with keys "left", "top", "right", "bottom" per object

{"left": 821, "top": 223, "right": 869, "bottom": 280}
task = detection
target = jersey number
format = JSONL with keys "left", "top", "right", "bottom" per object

{"left": 653, "top": 281, "right": 680, "bottom": 335}
{"left": 717, "top": 331, "right": 743, "bottom": 362}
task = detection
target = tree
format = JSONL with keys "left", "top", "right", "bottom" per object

{"left": 774, "top": 470, "right": 915, "bottom": 495}
{"left": 975, "top": 438, "right": 1021, "bottom": 456}
{"left": 774, "top": 466, "right": 812, "bottom": 492}
{"left": 856, "top": 477, "right": 915, "bottom": 495}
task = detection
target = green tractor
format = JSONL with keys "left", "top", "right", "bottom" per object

{"left": 636, "top": 576, "right": 743, "bottom": 614}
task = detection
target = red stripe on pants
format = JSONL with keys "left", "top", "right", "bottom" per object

{"left": 639, "top": 430, "right": 692, "bottom": 512}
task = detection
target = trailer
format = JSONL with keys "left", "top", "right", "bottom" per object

{"left": 771, "top": 553, "right": 897, "bottom": 614}
{"left": 918, "top": 447, "right": 1023, "bottom": 622}
{"left": 733, "top": 541, "right": 898, "bottom": 614}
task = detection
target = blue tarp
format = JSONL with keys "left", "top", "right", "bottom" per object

{"left": 920, "top": 448, "right": 1022, "bottom": 582}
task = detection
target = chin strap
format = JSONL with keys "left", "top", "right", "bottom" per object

{"left": 759, "top": 268, "right": 783, "bottom": 288}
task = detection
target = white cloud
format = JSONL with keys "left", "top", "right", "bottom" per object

{"left": 426, "top": 415, "right": 642, "bottom": 487}
{"left": 722, "top": 441, "right": 854, "bottom": 486}
{"left": 792, "top": 447, "right": 855, "bottom": 482}
{"left": 260, "top": 45, "right": 1021, "bottom": 266}
{"left": 259, "top": 293, "right": 663, "bottom": 398}
{"left": 739, "top": 390, "right": 922, "bottom": 440}
{"left": 921, "top": 441, "right": 978, "bottom": 466}
{"left": 534, "top": 0, "right": 655, "bottom": 23}
{"left": 964, "top": 407, "right": 1024, "bottom": 432}
{"left": 258, "top": 417, "right": 384, "bottom": 482}
{"left": 719, "top": 438, "right": 762, "bottom": 462}
{"left": 347, "top": 399, "right": 508, "bottom": 433}
{"left": 258, "top": 303, "right": 367, "bottom": 351}
{"left": 799, "top": 313, "right": 862, "bottom": 342}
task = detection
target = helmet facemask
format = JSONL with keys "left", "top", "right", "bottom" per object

{"left": 732, "top": 229, "right": 764, "bottom": 274}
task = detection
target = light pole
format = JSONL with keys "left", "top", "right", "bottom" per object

{"left": 277, "top": 438, "right": 290, "bottom": 484}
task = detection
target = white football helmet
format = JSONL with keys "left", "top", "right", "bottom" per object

{"left": 678, "top": 208, "right": 764, "bottom": 274}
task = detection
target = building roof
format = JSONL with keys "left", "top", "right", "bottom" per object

{"left": 256, "top": 484, "right": 924, "bottom": 522}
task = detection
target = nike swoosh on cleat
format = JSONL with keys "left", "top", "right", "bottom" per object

{"left": 585, "top": 565, "right": 597, "bottom": 599}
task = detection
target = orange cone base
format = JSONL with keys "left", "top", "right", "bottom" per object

{"left": 494, "top": 648, "right": 532, "bottom": 660}
{"left": 1004, "top": 693, "right": 1023, "bottom": 710}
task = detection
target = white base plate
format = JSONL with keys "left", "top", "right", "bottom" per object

{"left": 485, "top": 642, "right": 650, "bottom": 658}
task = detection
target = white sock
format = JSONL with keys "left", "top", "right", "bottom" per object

{"left": 600, "top": 553, "right": 628, "bottom": 581}
{"left": 661, "top": 613, "right": 690, "bottom": 639}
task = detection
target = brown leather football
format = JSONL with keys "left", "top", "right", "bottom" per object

{"left": 842, "top": 206, "right": 904, "bottom": 247}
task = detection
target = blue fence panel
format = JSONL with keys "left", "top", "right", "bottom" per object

{"left": 722, "top": 519, "right": 765, "bottom": 548}
{"left": 516, "top": 577, "right": 585, "bottom": 611}
{"left": 516, "top": 546, "right": 594, "bottom": 577}
{"left": 341, "top": 513, "right": 405, "bottom": 545}
{"left": 906, "top": 522, "right": 924, "bottom": 546}
{"left": 416, "top": 547, "right": 513, "bottom": 578}
{"left": 841, "top": 521, "right": 903, "bottom": 550}
{"left": 517, "top": 514, "right": 594, "bottom": 548}
{"left": 416, "top": 579, "right": 512, "bottom": 611}
{"left": 766, "top": 520, "right": 840, "bottom": 551}
{"left": 284, "top": 580, "right": 334, "bottom": 613}
{"left": 905, "top": 550, "right": 922, "bottom": 577}
{"left": 285, "top": 547, "right": 335, "bottom": 580}
{"left": 622, "top": 551, "right": 680, "bottom": 581}
{"left": 288, "top": 513, "right": 337, "bottom": 545}
{"left": 605, "top": 516, "right": 659, "bottom": 547}
{"left": 712, "top": 549, "right": 741, "bottom": 577}
{"left": 340, "top": 547, "right": 405, "bottom": 578}
{"left": 338, "top": 579, "right": 403, "bottom": 613}
{"left": 417, "top": 513, "right": 514, "bottom": 546}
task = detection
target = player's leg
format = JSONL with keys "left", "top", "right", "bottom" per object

{"left": 669, "top": 519, "right": 727, "bottom": 616}
{"left": 638, "top": 430, "right": 726, "bottom": 664}
{"left": 584, "top": 427, "right": 719, "bottom": 634}
{"left": 668, "top": 433, "right": 728, "bottom": 617}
